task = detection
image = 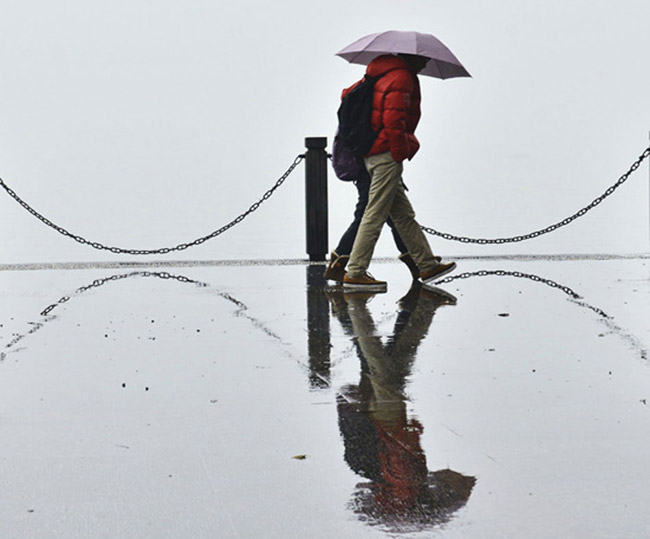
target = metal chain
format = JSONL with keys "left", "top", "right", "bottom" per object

{"left": 0, "top": 270, "right": 208, "bottom": 361}
{"left": 40, "top": 270, "right": 208, "bottom": 316}
{"left": 2, "top": 144, "right": 649, "bottom": 250}
{"left": 433, "top": 268, "right": 647, "bottom": 358}
{"left": 435, "top": 269, "right": 583, "bottom": 299}
{"left": 422, "top": 146, "right": 650, "bottom": 244}
{"left": 0, "top": 154, "right": 305, "bottom": 255}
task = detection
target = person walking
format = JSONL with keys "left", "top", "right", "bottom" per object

{"left": 342, "top": 53, "right": 456, "bottom": 291}
{"left": 323, "top": 161, "right": 419, "bottom": 283}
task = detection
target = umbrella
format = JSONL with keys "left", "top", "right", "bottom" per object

{"left": 336, "top": 30, "right": 470, "bottom": 79}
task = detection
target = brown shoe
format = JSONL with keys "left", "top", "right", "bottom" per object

{"left": 323, "top": 251, "right": 349, "bottom": 282}
{"left": 398, "top": 253, "right": 420, "bottom": 280}
{"left": 343, "top": 272, "right": 387, "bottom": 292}
{"left": 420, "top": 261, "right": 457, "bottom": 284}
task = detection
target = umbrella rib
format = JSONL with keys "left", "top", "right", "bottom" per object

{"left": 429, "top": 59, "right": 443, "bottom": 78}
{"left": 346, "top": 31, "right": 387, "bottom": 64}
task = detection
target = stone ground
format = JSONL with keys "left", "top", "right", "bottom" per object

{"left": 1, "top": 255, "right": 649, "bottom": 538}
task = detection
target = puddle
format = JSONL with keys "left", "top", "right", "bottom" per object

{"left": 1, "top": 257, "right": 649, "bottom": 538}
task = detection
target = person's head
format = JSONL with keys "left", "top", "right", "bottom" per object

{"left": 398, "top": 54, "right": 429, "bottom": 74}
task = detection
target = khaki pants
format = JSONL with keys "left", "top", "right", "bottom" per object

{"left": 347, "top": 152, "right": 438, "bottom": 277}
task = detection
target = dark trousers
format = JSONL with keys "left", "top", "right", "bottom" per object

{"left": 335, "top": 169, "right": 408, "bottom": 256}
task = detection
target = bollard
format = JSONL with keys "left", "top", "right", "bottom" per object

{"left": 305, "top": 137, "right": 328, "bottom": 261}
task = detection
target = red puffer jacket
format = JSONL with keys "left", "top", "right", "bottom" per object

{"left": 342, "top": 55, "right": 421, "bottom": 162}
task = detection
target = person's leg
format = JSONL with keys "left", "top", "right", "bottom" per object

{"left": 337, "top": 166, "right": 407, "bottom": 256}
{"left": 386, "top": 214, "right": 420, "bottom": 279}
{"left": 325, "top": 171, "right": 371, "bottom": 282}
{"left": 342, "top": 172, "right": 414, "bottom": 268}
{"left": 346, "top": 152, "right": 402, "bottom": 278}
{"left": 388, "top": 182, "right": 439, "bottom": 274}
{"left": 386, "top": 216, "right": 407, "bottom": 254}
{"left": 389, "top": 181, "right": 457, "bottom": 282}
{"left": 335, "top": 174, "right": 370, "bottom": 255}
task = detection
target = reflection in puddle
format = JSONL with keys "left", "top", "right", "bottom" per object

{"left": 39, "top": 270, "right": 209, "bottom": 317}
{"left": 306, "top": 266, "right": 332, "bottom": 388}
{"left": 333, "top": 284, "right": 476, "bottom": 531}
{"left": 306, "top": 263, "right": 648, "bottom": 532}
{"left": 307, "top": 266, "right": 476, "bottom": 532}
{"left": 1, "top": 271, "right": 208, "bottom": 361}
{"left": 438, "top": 268, "right": 647, "bottom": 360}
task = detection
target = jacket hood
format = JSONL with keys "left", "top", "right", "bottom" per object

{"left": 366, "top": 54, "right": 411, "bottom": 77}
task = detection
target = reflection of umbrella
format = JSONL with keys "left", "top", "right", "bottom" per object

{"left": 336, "top": 30, "right": 470, "bottom": 79}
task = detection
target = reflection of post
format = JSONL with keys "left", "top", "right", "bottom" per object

{"left": 304, "top": 137, "right": 328, "bottom": 261}
{"left": 306, "top": 264, "right": 331, "bottom": 389}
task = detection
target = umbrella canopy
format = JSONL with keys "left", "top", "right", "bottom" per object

{"left": 336, "top": 30, "right": 470, "bottom": 79}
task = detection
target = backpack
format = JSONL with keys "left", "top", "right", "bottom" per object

{"left": 332, "top": 73, "right": 384, "bottom": 181}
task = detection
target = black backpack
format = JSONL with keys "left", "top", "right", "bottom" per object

{"left": 332, "top": 73, "right": 384, "bottom": 181}
{"left": 337, "top": 73, "right": 383, "bottom": 156}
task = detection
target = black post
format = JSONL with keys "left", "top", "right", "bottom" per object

{"left": 305, "top": 137, "right": 328, "bottom": 261}
{"left": 306, "top": 265, "right": 331, "bottom": 389}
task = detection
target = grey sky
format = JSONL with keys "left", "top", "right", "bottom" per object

{"left": 1, "top": 0, "right": 649, "bottom": 263}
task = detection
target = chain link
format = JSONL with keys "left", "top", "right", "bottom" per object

{"left": 433, "top": 268, "right": 647, "bottom": 358}
{"left": 0, "top": 270, "right": 208, "bottom": 361}
{"left": 40, "top": 270, "right": 208, "bottom": 316}
{"left": 435, "top": 269, "right": 583, "bottom": 299}
{"left": 0, "top": 154, "right": 305, "bottom": 255}
{"left": 422, "top": 146, "right": 650, "bottom": 244}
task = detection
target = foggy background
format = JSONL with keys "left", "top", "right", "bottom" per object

{"left": 1, "top": 0, "right": 649, "bottom": 264}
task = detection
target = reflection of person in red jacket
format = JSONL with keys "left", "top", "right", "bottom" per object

{"left": 332, "top": 283, "right": 476, "bottom": 532}
{"left": 342, "top": 54, "right": 457, "bottom": 292}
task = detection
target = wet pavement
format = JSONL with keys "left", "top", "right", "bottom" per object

{"left": 1, "top": 255, "right": 649, "bottom": 538}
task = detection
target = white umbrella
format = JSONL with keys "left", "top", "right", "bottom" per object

{"left": 336, "top": 30, "right": 470, "bottom": 79}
